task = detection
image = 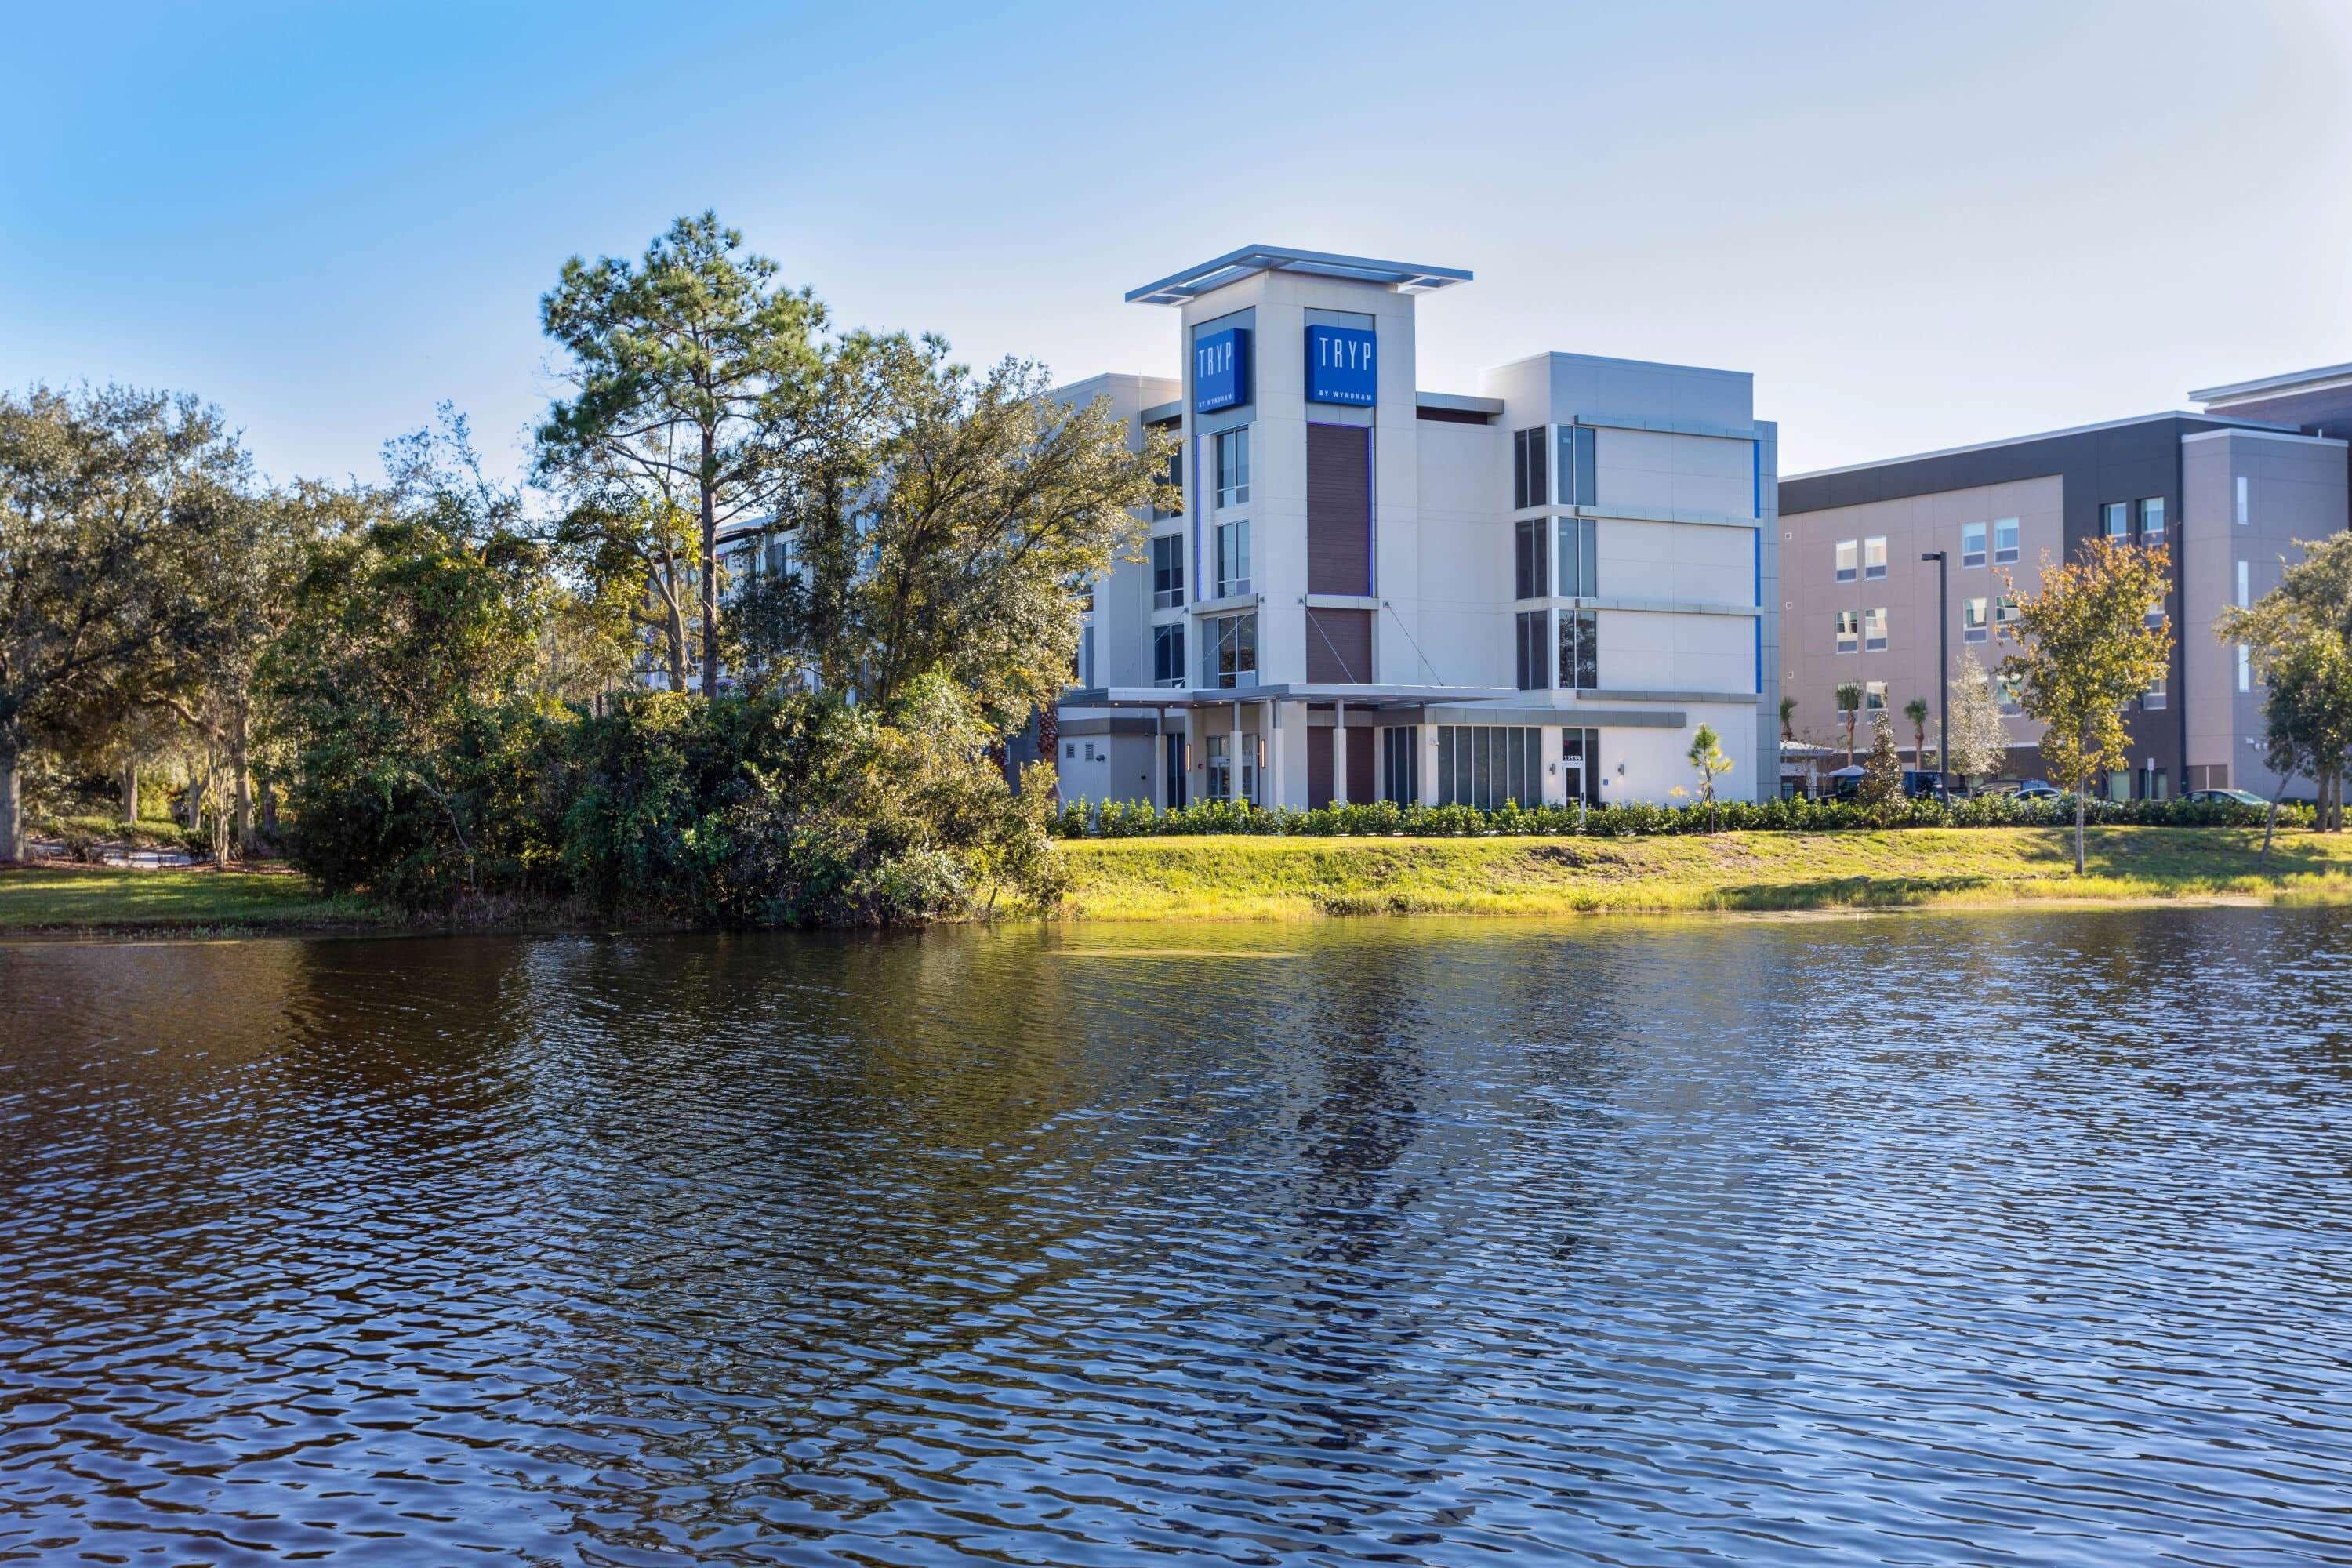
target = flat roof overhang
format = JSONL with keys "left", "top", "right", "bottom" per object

{"left": 1125, "top": 245, "right": 1472, "bottom": 306}
{"left": 1061, "top": 684, "right": 1518, "bottom": 710}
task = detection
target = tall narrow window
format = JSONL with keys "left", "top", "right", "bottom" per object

{"left": 1515, "top": 609, "right": 1549, "bottom": 690}
{"left": 2139, "top": 497, "right": 2165, "bottom": 544}
{"left": 1152, "top": 624, "right": 1185, "bottom": 688}
{"left": 1555, "top": 425, "right": 1597, "bottom": 506}
{"left": 1152, "top": 446, "right": 1183, "bottom": 519}
{"left": 1208, "top": 613, "right": 1257, "bottom": 689}
{"left": 2237, "top": 560, "right": 2250, "bottom": 608}
{"left": 1961, "top": 521, "right": 1986, "bottom": 568}
{"left": 1835, "top": 539, "right": 1858, "bottom": 583}
{"left": 1214, "top": 520, "right": 1251, "bottom": 598}
{"left": 1381, "top": 726, "right": 1420, "bottom": 804}
{"left": 1835, "top": 609, "right": 1859, "bottom": 654}
{"left": 1996, "top": 594, "right": 2020, "bottom": 637}
{"left": 1864, "top": 606, "right": 1888, "bottom": 652}
{"left": 1555, "top": 516, "right": 1599, "bottom": 597}
{"left": 1214, "top": 428, "right": 1250, "bottom": 509}
{"left": 2239, "top": 644, "right": 2252, "bottom": 692}
{"left": 1512, "top": 428, "right": 1549, "bottom": 510}
{"left": 2103, "top": 502, "right": 2130, "bottom": 539}
{"left": 1558, "top": 608, "right": 1598, "bottom": 690}
{"left": 1514, "top": 518, "right": 1549, "bottom": 600}
{"left": 1152, "top": 534, "right": 1185, "bottom": 609}
{"left": 1864, "top": 536, "right": 1888, "bottom": 579}
{"left": 1963, "top": 597, "right": 1987, "bottom": 644}
{"left": 2143, "top": 673, "right": 2166, "bottom": 710}
{"left": 2236, "top": 475, "right": 2251, "bottom": 525}
{"left": 1994, "top": 517, "right": 2019, "bottom": 564}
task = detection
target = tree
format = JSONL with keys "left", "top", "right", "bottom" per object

{"left": 1946, "top": 652, "right": 2009, "bottom": 787}
{"left": 1686, "top": 722, "right": 1733, "bottom": 826}
{"left": 1779, "top": 695, "right": 1797, "bottom": 742}
{"left": 1835, "top": 681, "right": 1863, "bottom": 764}
{"left": 776, "top": 335, "right": 1175, "bottom": 731}
{"left": 0, "top": 385, "right": 249, "bottom": 862}
{"left": 1903, "top": 695, "right": 1931, "bottom": 767}
{"left": 1857, "top": 712, "right": 1904, "bottom": 808}
{"left": 2002, "top": 536, "right": 2172, "bottom": 872}
{"left": 2218, "top": 530, "right": 2352, "bottom": 837}
{"left": 538, "top": 212, "right": 825, "bottom": 698}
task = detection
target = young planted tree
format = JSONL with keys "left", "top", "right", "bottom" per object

{"left": 2001, "top": 537, "right": 2172, "bottom": 872}
{"left": 1857, "top": 712, "right": 1905, "bottom": 808}
{"left": 1835, "top": 681, "right": 1863, "bottom": 764}
{"left": 0, "top": 385, "right": 248, "bottom": 862}
{"left": 2218, "top": 532, "right": 2352, "bottom": 840}
{"left": 1686, "top": 722, "right": 1733, "bottom": 827}
{"left": 538, "top": 212, "right": 825, "bottom": 698}
{"left": 1779, "top": 695, "right": 1797, "bottom": 742}
{"left": 1946, "top": 652, "right": 2009, "bottom": 789}
{"left": 1903, "top": 695, "right": 1931, "bottom": 768}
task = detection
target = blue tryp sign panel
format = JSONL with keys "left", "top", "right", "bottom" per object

{"left": 1194, "top": 328, "right": 1250, "bottom": 413}
{"left": 1305, "top": 325, "right": 1377, "bottom": 406}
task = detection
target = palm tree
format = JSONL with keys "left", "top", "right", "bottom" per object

{"left": 1835, "top": 681, "right": 1863, "bottom": 764}
{"left": 1904, "top": 696, "right": 1930, "bottom": 768}
{"left": 1779, "top": 695, "right": 1797, "bottom": 742}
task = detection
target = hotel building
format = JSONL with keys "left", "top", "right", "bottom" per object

{"left": 1780, "top": 364, "right": 2352, "bottom": 798}
{"left": 1038, "top": 245, "right": 1780, "bottom": 811}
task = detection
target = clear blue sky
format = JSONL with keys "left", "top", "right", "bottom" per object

{"left": 7, "top": 0, "right": 2349, "bottom": 485}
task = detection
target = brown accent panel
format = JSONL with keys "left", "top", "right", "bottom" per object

{"left": 1345, "top": 725, "right": 1374, "bottom": 799}
{"left": 1308, "top": 728, "right": 1334, "bottom": 809}
{"left": 1305, "top": 608, "right": 1373, "bottom": 684}
{"left": 1307, "top": 423, "right": 1372, "bottom": 594}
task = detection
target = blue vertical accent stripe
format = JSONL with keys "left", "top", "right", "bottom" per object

{"left": 1751, "top": 438, "right": 1762, "bottom": 519}
{"left": 1752, "top": 525, "right": 1763, "bottom": 695}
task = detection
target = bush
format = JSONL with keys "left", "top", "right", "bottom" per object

{"left": 1048, "top": 792, "right": 2310, "bottom": 839}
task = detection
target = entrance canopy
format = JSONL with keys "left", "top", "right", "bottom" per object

{"left": 1062, "top": 684, "right": 1519, "bottom": 712}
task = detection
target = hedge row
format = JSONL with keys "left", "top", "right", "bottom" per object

{"left": 1050, "top": 793, "right": 2308, "bottom": 840}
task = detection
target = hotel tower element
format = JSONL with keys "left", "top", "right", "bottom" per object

{"left": 1037, "top": 245, "right": 1781, "bottom": 811}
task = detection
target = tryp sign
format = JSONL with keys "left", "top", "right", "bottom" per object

{"left": 1194, "top": 328, "right": 1250, "bottom": 413}
{"left": 1305, "top": 325, "right": 1377, "bottom": 406}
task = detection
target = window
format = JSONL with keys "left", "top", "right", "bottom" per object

{"left": 1864, "top": 606, "right": 1888, "bottom": 652}
{"left": 2237, "top": 560, "right": 2250, "bottom": 609}
{"left": 1381, "top": 726, "right": 1420, "bottom": 804}
{"left": 1214, "top": 519, "right": 1251, "bottom": 598}
{"left": 1151, "top": 445, "right": 1183, "bottom": 519}
{"left": 1514, "top": 609, "right": 1549, "bottom": 690}
{"left": 1996, "top": 673, "right": 2024, "bottom": 713}
{"left": 1994, "top": 517, "right": 2019, "bottom": 564}
{"left": 764, "top": 534, "right": 795, "bottom": 578}
{"left": 1512, "top": 427, "right": 1549, "bottom": 510}
{"left": 2139, "top": 497, "right": 2165, "bottom": 544}
{"left": 1554, "top": 425, "right": 1597, "bottom": 506}
{"left": 1555, "top": 516, "right": 1599, "bottom": 597}
{"left": 1835, "top": 609, "right": 1860, "bottom": 655}
{"left": 2143, "top": 673, "right": 2166, "bottom": 711}
{"left": 1152, "top": 534, "right": 1185, "bottom": 609}
{"left": 2103, "top": 502, "right": 2130, "bottom": 539}
{"left": 1214, "top": 428, "right": 1250, "bottom": 509}
{"left": 1207, "top": 613, "right": 1257, "bottom": 689}
{"left": 1996, "top": 594, "right": 2020, "bottom": 636}
{"left": 2237, "top": 475, "right": 2250, "bottom": 525}
{"left": 2238, "top": 644, "right": 2252, "bottom": 693}
{"left": 1076, "top": 623, "right": 1094, "bottom": 687}
{"left": 1864, "top": 536, "right": 1887, "bottom": 579}
{"left": 1865, "top": 681, "right": 1887, "bottom": 713}
{"left": 2145, "top": 599, "right": 2165, "bottom": 630}
{"left": 1152, "top": 623, "right": 1185, "bottom": 688}
{"left": 1963, "top": 597, "right": 1988, "bottom": 644}
{"left": 1558, "top": 608, "right": 1598, "bottom": 690}
{"left": 1514, "top": 518, "right": 1550, "bottom": 600}
{"left": 1961, "top": 521, "right": 1987, "bottom": 569}
{"left": 1835, "top": 539, "right": 1858, "bottom": 583}
{"left": 1436, "top": 725, "right": 1543, "bottom": 808}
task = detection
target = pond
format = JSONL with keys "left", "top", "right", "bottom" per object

{"left": 3, "top": 909, "right": 2350, "bottom": 1564}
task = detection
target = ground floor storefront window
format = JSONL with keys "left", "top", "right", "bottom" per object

{"left": 1436, "top": 725, "right": 1542, "bottom": 809}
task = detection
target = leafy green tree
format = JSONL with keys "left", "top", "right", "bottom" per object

{"left": 537, "top": 212, "right": 825, "bottom": 699}
{"left": 0, "top": 385, "right": 249, "bottom": 862}
{"left": 2218, "top": 531, "right": 2352, "bottom": 837}
{"left": 1903, "top": 695, "right": 1931, "bottom": 768}
{"left": 2002, "top": 537, "right": 2172, "bottom": 871}
{"left": 1835, "top": 681, "right": 1863, "bottom": 764}
{"left": 776, "top": 334, "right": 1175, "bottom": 731}
{"left": 1686, "top": 722, "right": 1733, "bottom": 826}
{"left": 1946, "top": 651, "right": 2009, "bottom": 788}
{"left": 1857, "top": 712, "right": 1904, "bottom": 808}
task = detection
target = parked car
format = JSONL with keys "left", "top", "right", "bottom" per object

{"left": 2185, "top": 788, "right": 2269, "bottom": 807}
{"left": 2013, "top": 780, "right": 2063, "bottom": 800}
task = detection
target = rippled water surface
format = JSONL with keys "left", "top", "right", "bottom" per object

{"left": 5, "top": 909, "right": 2352, "bottom": 1565}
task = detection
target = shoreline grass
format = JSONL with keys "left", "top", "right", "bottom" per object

{"left": 1049, "top": 826, "right": 2352, "bottom": 921}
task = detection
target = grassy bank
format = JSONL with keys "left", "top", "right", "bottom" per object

{"left": 1052, "top": 826, "right": 2352, "bottom": 920}
{"left": 0, "top": 865, "right": 393, "bottom": 935}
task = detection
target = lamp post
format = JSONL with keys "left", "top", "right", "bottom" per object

{"left": 1921, "top": 550, "right": 1949, "bottom": 796}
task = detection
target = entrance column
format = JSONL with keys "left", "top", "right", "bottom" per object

{"left": 1334, "top": 701, "right": 1348, "bottom": 805}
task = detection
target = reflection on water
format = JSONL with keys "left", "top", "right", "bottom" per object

{"left": 4, "top": 910, "right": 2352, "bottom": 1564}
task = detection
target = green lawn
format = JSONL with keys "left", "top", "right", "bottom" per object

{"left": 1052, "top": 826, "right": 2352, "bottom": 920}
{"left": 0, "top": 864, "right": 390, "bottom": 934}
